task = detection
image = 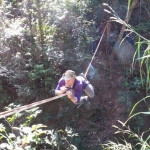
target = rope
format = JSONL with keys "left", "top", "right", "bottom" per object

{"left": 0, "top": 25, "right": 107, "bottom": 119}
{"left": 0, "top": 93, "right": 67, "bottom": 119}
{"left": 84, "top": 25, "right": 107, "bottom": 77}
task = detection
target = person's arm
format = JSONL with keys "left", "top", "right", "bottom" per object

{"left": 67, "top": 90, "right": 78, "bottom": 104}
{"left": 55, "top": 79, "right": 68, "bottom": 95}
{"left": 55, "top": 86, "right": 68, "bottom": 95}
{"left": 67, "top": 83, "right": 82, "bottom": 104}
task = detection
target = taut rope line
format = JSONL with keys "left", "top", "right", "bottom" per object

{"left": 84, "top": 25, "right": 107, "bottom": 77}
{"left": 0, "top": 25, "right": 107, "bottom": 119}
{"left": 0, "top": 93, "right": 67, "bottom": 119}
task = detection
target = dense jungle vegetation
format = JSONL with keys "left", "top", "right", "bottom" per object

{"left": 0, "top": 0, "right": 150, "bottom": 149}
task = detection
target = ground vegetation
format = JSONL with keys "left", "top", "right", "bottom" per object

{"left": 0, "top": 0, "right": 149, "bottom": 149}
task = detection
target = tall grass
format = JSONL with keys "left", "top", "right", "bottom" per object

{"left": 102, "top": 1, "right": 150, "bottom": 149}
{"left": 104, "top": 1, "right": 150, "bottom": 94}
{"left": 102, "top": 120, "right": 150, "bottom": 150}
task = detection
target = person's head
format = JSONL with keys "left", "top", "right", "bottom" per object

{"left": 62, "top": 70, "right": 76, "bottom": 87}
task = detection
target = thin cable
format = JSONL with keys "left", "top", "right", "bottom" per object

{"left": 84, "top": 25, "right": 107, "bottom": 77}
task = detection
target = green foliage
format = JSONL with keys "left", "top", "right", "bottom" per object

{"left": 134, "top": 19, "right": 150, "bottom": 33}
{"left": 27, "top": 63, "right": 55, "bottom": 98}
{"left": 118, "top": 90, "right": 132, "bottom": 106}
{"left": 101, "top": 121, "right": 150, "bottom": 150}
{"left": 86, "top": 0, "right": 102, "bottom": 5}
{"left": 128, "top": 115, "right": 145, "bottom": 131}
{"left": 28, "top": 64, "right": 50, "bottom": 81}
{"left": 123, "top": 76, "right": 145, "bottom": 93}
{"left": 0, "top": 0, "right": 149, "bottom": 149}
{"left": 103, "top": 2, "right": 150, "bottom": 150}
{"left": 118, "top": 75, "right": 145, "bottom": 110}
{"left": 0, "top": 90, "right": 11, "bottom": 105}
{"left": 0, "top": 0, "right": 93, "bottom": 102}
{"left": 0, "top": 106, "right": 79, "bottom": 150}
{"left": 104, "top": 1, "right": 150, "bottom": 94}
{"left": 0, "top": 81, "right": 12, "bottom": 105}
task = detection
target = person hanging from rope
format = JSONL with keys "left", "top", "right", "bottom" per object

{"left": 55, "top": 70, "right": 95, "bottom": 109}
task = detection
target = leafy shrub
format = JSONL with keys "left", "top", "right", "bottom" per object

{"left": 0, "top": 105, "right": 79, "bottom": 150}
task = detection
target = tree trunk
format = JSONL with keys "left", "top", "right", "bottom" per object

{"left": 108, "top": 0, "right": 139, "bottom": 68}
{"left": 117, "top": 0, "right": 138, "bottom": 43}
{"left": 35, "top": 0, "right": 44, "bottom": 48}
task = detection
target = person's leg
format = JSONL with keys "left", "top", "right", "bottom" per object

{"left": 84, "top": 83, "right": 95, "bottom": 98}
{"left": 77, "top": 96, "right": 91, "bottom": 109}
{"left": 79, "top": 73, "right": 95, "bottom": 98}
